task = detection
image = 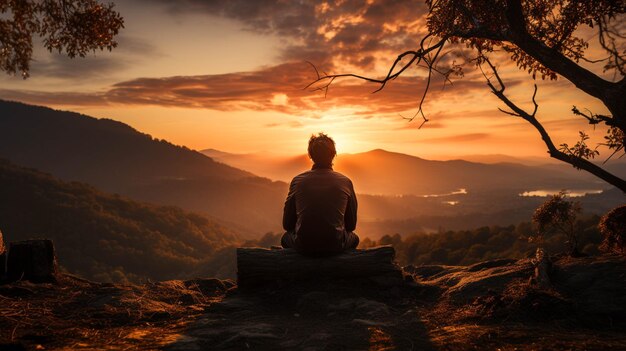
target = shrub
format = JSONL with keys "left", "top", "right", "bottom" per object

{"left": 531, "top": 191, "right": 581, "bottom": 256}
{"left": 599, "top": 205, "right": 626, "bottom": 255}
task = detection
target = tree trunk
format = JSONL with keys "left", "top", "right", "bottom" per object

{"left": 532, "top": 248, "right": 551, "bottom": 289}
{"left": 6, "top": 239, "right": 58, "bottom": 283}
{"left": 236, "top": 246, "right": 404, "bottom": 289}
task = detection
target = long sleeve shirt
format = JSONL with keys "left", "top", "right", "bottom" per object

{"left": 282, "top": 165, "right": 358, "bottom": 255}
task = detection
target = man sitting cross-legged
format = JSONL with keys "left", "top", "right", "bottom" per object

{"left": 281, "top": 133, "right": 360, "bottom": 255}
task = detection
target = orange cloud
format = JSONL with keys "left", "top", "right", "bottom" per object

{"left": 1, "top": 60, "right": 511, "bottom": 120}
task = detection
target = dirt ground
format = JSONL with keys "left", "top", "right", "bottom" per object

{"left": 2, "top": 256, "right": 626, "bottom": 350}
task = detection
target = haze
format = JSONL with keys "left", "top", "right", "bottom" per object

{"left": 0, "top": 0, "right": 617, "bottom": 160}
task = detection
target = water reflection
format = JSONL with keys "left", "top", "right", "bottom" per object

{"left": 422, "top": 188, "right": 467, "bottom": 198}
{"left": 519, "top": 189, "right": 603, "bottom": 197}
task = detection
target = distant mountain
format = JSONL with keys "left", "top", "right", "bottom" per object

{"left": 202, "top": 148, "right": 613, "bottom": 196}
{"left": 0, "top": 100, "right": 287, "bottom": 236}
{"left": 1, "top": 100, "right": 620, "bottom": 243}
{"left": 449, "top": 154, "right": 556, "bottom": 166}
{"left": 201, "top": 148, "right": 310, "bottom": 183}
{"left": 0, "top": 158, "right": 239, "bottom": 282}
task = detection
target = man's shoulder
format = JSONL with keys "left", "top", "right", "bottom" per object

{"left": 329, "top": 170, "right": 352, "bottom": 182}
{"left": 292, "top": 169, "right": 314, "bottom": 179}
{"left": 290, "top": 169, "right": 352, "bottom": 182}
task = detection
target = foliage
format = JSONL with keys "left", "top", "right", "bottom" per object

{"left": 0, "top": 100, "right": 286, "bottom": 236}
{"left": 310, "top": 0, "right": 626, "bottom": 191}
{"left": 559, "top": 132, "right": 599, "bottom": 162}
{"left": 427, "top": 0, "right": 624, "bottom": 78}
{"left": 360, "top": 216, "right": 602, "bottom": 267}
{"left": 232, "top": 218, "right": 605, "bottom": 268}
{"left": 599, "top": 205, "right": 626, "bottom": 255}
{"left": 531, "top": 191, "right": 581, "bottom": 255}
{"left": 0, "top": 158, "right": 239, "bottom": 283}
{"left": 0, "top": 0, "right": 123, "bottom": 77}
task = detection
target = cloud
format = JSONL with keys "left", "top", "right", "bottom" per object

{"left": 27, "top": 35, "right": 161, "bottom": 80}
{"left": 140, "top": 0, "right": 431, "bottom": 71}
{"left": 30, "top": 54, "right": 128, "bottom": 80}
{"left": 419, "top": 133, "right": 492, "bottom": 143}
{"left": 0, "top": 60, "right": 503, "bottom": 120}
{"left": 0, "top": 0, "right": 536, "bottom": 119}
{"left": 0, "top": 90, "right": 108, "bottom": 106}
{"left": 265, "top": 120, "right": 304, "bottom": 128}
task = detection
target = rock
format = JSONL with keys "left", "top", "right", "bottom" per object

{"left": 354, "top": 299, "right": 390, "bottom": 317}
{"left": 330, "top": 297, "right": 390, "bottom": 317}
{"left": 468, "top": 258, "right": 517, "bottom": 272}
{"left": 351, "top": 319, "right": 392, "bottom": 327}
{"left": 221, "top": 279, "right": 236, "bottom": 289}
{"left": 297, "top": 291, "right": 329, "bottom": 316}
{"left": 403, "top": 264, "right": 464, "bottom": 280}
{"left": 236, "top": 246, "right": 404, "bottom": 289}
{"left": 551, "top": 255, "right": 626, "bottom": 316}
{"left": 207, "top": 296, "right": 255, "bottom": 313}
{"left": 185, "top": 278, "right": 227, "bottom": 296}
{"left": 0, "top": 285, "right": 35, "bottom": 298}
{"left": 369, "top": 273, "right": 406, "bottom": 287}
{"left": 6, "top": 239, "right": 58, "bottom": 283}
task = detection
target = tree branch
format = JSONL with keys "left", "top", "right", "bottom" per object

{"left": 482, "top": 56, "right": 626, "bottom": 192}
{"left": 501, "top": 0, "right": 624, "bottom": 121}
{"left": 305, "top": 36, "right": 449, "bottom": 127}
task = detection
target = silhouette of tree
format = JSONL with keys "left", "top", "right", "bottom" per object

{"left": 0, "top": 0, "right": 123, "bottom": 78}
{"left": 531, "top": 191, "right": 581, "bottom": 256}
{"left": 308, "top": 0, "right": 625, "bottom": 192}
{"left": 599, "top": 205, "right": 626, "bottom": 255}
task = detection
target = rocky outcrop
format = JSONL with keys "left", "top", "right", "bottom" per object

{"left": 2, "top": 249, "right": 626, "bottom": 350}
{"left": 551, "top": 254, "right": 626, "bottom": 316}
{"left": 6, "top": 239, "right": 57, "bottom": 283}
{"left": 236, "top": 246, "right": 404, "bottom": 289}
{"left": 406, "top": 254, "right": 626, "bottom": 318}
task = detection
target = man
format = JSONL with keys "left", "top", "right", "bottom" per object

{"left": 281, "top": 133, "right": 359, "bottom": 255}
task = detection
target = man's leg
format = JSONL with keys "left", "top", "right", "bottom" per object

{"left": 344, "top": 231, "right": 360, "bottom": 249}
{"left": 281, "top": 231, "right": 296, "bottom": 248}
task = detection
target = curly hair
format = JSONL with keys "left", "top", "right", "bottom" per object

{"left": 308, "top": 133, "right": 336, "bottom": 166}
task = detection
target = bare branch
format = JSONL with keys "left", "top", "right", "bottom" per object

{"left": 480, "top": 56, "right": 626, "bottom": 191}
{"left": 305, "top": 61, "right": 321, "bottom": 80}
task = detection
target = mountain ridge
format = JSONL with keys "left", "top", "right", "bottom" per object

{"left": 0, "top": 158, "right": 239, "bottom": 282}
{"left": 0, "top": 100, "right": 287, "bottom": 236}
{"left": 201, "top": 147, "right": 612, "bottom": 196}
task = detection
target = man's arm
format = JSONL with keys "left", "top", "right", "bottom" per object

{"left": 345, "top": 180, "right": 358, "bottom": 232}
{"left": 282, "top": 180, "right": 297, "bottom": 231}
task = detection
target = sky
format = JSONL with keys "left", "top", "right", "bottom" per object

{"left": 0, "top": 0, "right": 619, "bottom": 160}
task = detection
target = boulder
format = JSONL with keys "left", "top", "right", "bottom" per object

{"left": 551, "top": 254, "right": 626, "bottom": 316}
{"left": 6, "top": 239, "right": 58, "bottom": 283}
{"left": 236, "top": 246, "right": 404, "bottom": 289}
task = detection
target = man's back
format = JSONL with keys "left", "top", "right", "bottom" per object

{"left": 283, "top": 166, "right": 357, "bottom": 255}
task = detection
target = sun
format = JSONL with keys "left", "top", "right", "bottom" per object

{"left": 304, "top": 108, "right": 368, "bottom": 154}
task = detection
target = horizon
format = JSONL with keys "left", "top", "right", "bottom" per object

{"left": 1, "top": 1, "right": 625, "bottom": 348}
{"left": 0, "top": 0, "right": 617, "bottom": 161}
{"left": 4, "top": 97, "right": 625, "bottom": 167}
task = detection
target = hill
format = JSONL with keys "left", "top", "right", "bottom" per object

{"left": 202, "top": 148, "right": 614, "bottom": 196}
{"left": 0, "top": 100, "right": 620, "bottom": 240}
{"left": 0, "top": 158, "right": 240, "bottom": 282}
{"left": 0, "top": 100, "right": 287, "bottom": 236}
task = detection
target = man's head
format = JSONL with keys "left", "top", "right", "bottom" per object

{"left": 308, "top": 133, "right": 336, "bottom": 166}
